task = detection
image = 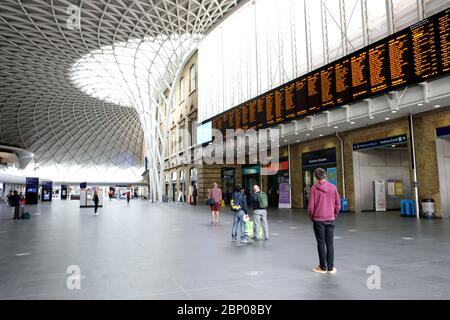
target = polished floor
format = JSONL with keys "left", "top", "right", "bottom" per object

{"left": 0, "top": 199, "right": 449, "bottom": 300}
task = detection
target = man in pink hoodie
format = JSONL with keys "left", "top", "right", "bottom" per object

{"left": 308, "top": 168, "right": 341, "bottom": 275}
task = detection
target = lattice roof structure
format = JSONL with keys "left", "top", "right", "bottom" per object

{"left": 0, "top": 0, "right": 241, "bottom": 184}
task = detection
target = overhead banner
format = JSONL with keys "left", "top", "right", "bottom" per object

{"left": 352, "top": 135, "right": 407, "bottom": 151}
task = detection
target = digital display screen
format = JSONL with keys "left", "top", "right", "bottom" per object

{"left": 335, "top": 57, "right": 352, "bottom": 105}
{"left": 196, "top": 121, "right": 213, "bottom": 145}
{"left": 206, "top": 8, "right": 449, "bottom": 132}
{"left": 307, "top": 72, "right": 321, "bottom": 112}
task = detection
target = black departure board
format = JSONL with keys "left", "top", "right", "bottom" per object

{"left": 388, "top": 32, "right": 411, "bottom": 88}
{"left": 411, "top": 18, "right": 439, "bottom": 81}
{"left": 285, "top": 82, "right": 296, "bottom": 119}
{"left": 439, "top": 9, "right": 450, "bottom": 74}
{"left": 335, "top": 58, "right": 352, "bottom": 105}
{"left": 249, "top": 100, "right": 257, "bottom": 128}
{"left": 235, "top": 105, "right": 242, "bottom": 130}
{"left": 369, "top": 42, "right": 389, "bottom": 94}
{"left": 205, "top": 8, "right": 450, "bottom": 133}
{"left": 241, "top": 102, "right": 249, "bottom": 130}
{"left": 321, "top": 65, "right": 335, "bottom": 108}
{"left": 295, "top": 77, "right": 308, "bottom": 117}
{"left": 275, "top": 88, "right": 285, "bottom": 123}
{"left": 257, "top": 95, "right": 266, "bottom": 128}
{"left": 308, "top": 72, "right": 321, "bottom": 112}
{"left": 266, "top": 92, "right": 275, "bottom": 126}
{"left": 351, "top": 51, "right": 370, "bottom": 99}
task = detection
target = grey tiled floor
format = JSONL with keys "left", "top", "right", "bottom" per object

{"left": 0, "top": 199, "right": 449, "bottom": 300}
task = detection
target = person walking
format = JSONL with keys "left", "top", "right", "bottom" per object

{"left": 308, "top": 168, "right": 341, "bottom": 275}
{"left": 192, "top": 185, "right": 198, "bottom": 206}
{"left": 7, "top": 190, "right": 12, "bottom": 206}
{"left": 93, "top": 190, "right": 100, "bottom": 216}
{"left": 230, "top": 184, "right": 248, "bottom": 243}
{"left": 251, "top": 185, "right": 269, "bottom": 241}
{"left": 10, "top": 191, "right": 21, "bottom": 220}
{"left": 126, "top": 190, "right": 131, "bottom": 205}
{"left": 208, "top": 183, "right": 222, "bottom": 224}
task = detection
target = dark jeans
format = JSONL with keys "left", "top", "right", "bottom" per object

{"left": 313, "top": 221, "right": 335, "bottom": 271}
{"left": 94, "top": 203, "right": 99, "bottom": 213}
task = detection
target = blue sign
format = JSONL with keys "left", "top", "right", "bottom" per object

{"left": 353, "top": 135, "right": 407, "bottom": 151}
{"left": 437, "top": 126, "right": 450, "bottom": 137}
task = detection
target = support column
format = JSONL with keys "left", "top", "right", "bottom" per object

{"left": 408, "top": 113, "right": 420, "bottom": 219}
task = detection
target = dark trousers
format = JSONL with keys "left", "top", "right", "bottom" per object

{"left": 94, "top": 203, "right": 99, "bottom": 213}
{"left": 13, "top": 206, "right": 21, "bottom": 219}
{"left": 313, "top": 221, "right": 335, "bottom": 271}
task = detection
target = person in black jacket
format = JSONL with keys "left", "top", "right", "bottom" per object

{"left": 93, "top": 191, "right": 100, "bottom": 216}
{"left": 192, "top": 185, "right": 198, "bottom": 205}
{"left": 10, "top": 191, "right": 21, "bottom": 220}
{"left": 230, "top": 184, "right": 248, "bottom": 243}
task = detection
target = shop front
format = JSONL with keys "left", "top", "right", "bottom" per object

{"left": 302, "top": 148, "right": 337, "bottom": 209}
{"left": 436, "top": 126, "right": 450, "bottom": 218}
{"left": 171, "top": 172, "right": 177, "bottom": 202}
{"left": 264, "top": 161, "right": 290, "bottom": 208}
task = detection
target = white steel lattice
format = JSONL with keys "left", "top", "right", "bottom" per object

{"left": 0, "top": 0, "right": 241, "bottom": 190}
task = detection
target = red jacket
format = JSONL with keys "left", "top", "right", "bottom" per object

{"left": 308, "top": 180, "right": 341, "bottom": 222}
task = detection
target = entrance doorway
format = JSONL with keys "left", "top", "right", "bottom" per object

{"left": 353, "top": 135, "right": 411, "bottom": 212}
{"left": 221, "top": 168, "right": 235, "bottom": 204}
{"left": 436, "top": 127, "right": 450, "bottom": 218}
{"left": 302, "top": 148, "right": 337, "bottom": 209}
{"left": 242, "top": 165, "right": 260, "bottom": 205}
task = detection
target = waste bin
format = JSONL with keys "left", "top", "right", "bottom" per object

{"left": 421, "top": 198, "right": 435, "bottom": 219}
{"left": 341, "top": 198, "right": 348, "bottom": 212}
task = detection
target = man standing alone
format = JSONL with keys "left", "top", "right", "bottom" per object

{"left": 308, "top": 168, "right": 341, "bottom": 275}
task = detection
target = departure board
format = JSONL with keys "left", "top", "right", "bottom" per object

{"left": 335, "top": 58, "right": 352, "bottom": 105}
{"left": 388, "top": 32, "right": 411, "bottom": 87}
{"left": 308, "top": 72, "right": 321, "bottom": 112}
{"left": 321, "top": 65, "right": 335, "bottom": 108}
{"left": 294, "top": 77, "right": 308, "bottom": 116}
{"left": 285, "top": 82, "right": 296, "bottom": 119}
{"left": 249, "top": 100, "right": 257, "bottom": 128}
{"left": 265, "top": 92, "right": 275, "bottom": 126}
{"left": 241, "top": 102, "right": 249, "bottom": 130}
{"left": 411, "top": 18, "right": 439, "bottom": 81}
{"left": 275, "top": 88, "right": 285, "bottom": 123}
{"left": 205, "top": 8, "right": 450, "bottom": 133}
{"left": 257, "top": 95, "right": 266, "bottom": 128}
{"left": 351, "top": 51, "right": 370, "bottom": 99}
{"left": 369, "top": 42, "right": 389, "bottom": 94}
{"left": 439, "top": 9, "right": 450, "bottom": 74}
{"left": 235, "top": 105, "right": 242, "bottom": 130}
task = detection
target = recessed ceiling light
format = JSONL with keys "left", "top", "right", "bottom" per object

{"left": 385, "top": 117, "right": 390, "bottom": 121}
{"left": 417, "top": 103, "right": 423, "bottom": 106}
{"left": 296, "top": 140, "right": 300, "bottom": 143}
{"left": 392, "top": 145, "right": 396, "bottom": 148}
{"left": 350, "top": 121, "right": 356, "bottom": 125}
{"left": 434, "top": 104, "right": 441, "bottom": 108}
{"left": 391, "top": 110, "right": 398, "bottom": 114}
{"left": 306, "top": 133, "right": 310, "bottom": 136}
{"left": 319, "top": 134, "right": 324, "bottom": 137}
{"left": 334, "top": 126, "right": 338, "bottom": 129}
{"left": 369, "top": 116, "right": 375, "bottom": 119}
{"left": 284, "top": 139, "right": 288, "bottom": 142}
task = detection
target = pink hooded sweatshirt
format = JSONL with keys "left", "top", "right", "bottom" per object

{"left": 308, "top": 180, "right": 341, "bottom": 222}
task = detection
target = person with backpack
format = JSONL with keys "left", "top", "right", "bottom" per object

{"left": 251, "top": 185, "right": 269, "bottom": 241}
{"left": 10, "top": 190, "right": 21, "bottom": 220}
{"left": 208, "top": 183, "right": 222, "bottom": 224}
{"left": 308, "top": 168, "right": 341, "bottom": 275}
{"left": 230, "top": 184, "right": 248, "bottom": 243}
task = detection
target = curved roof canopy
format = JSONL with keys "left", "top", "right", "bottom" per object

{"left": 0, "top": 0, "right": 241, "bottom": 182}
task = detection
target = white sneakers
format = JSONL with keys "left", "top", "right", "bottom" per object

{"left": 312, "top": 266, "right": 337, "bottom": 274}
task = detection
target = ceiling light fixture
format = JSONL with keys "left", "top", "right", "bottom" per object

{"left": 434, "top": 104, "right": 441, "bottom": 108}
